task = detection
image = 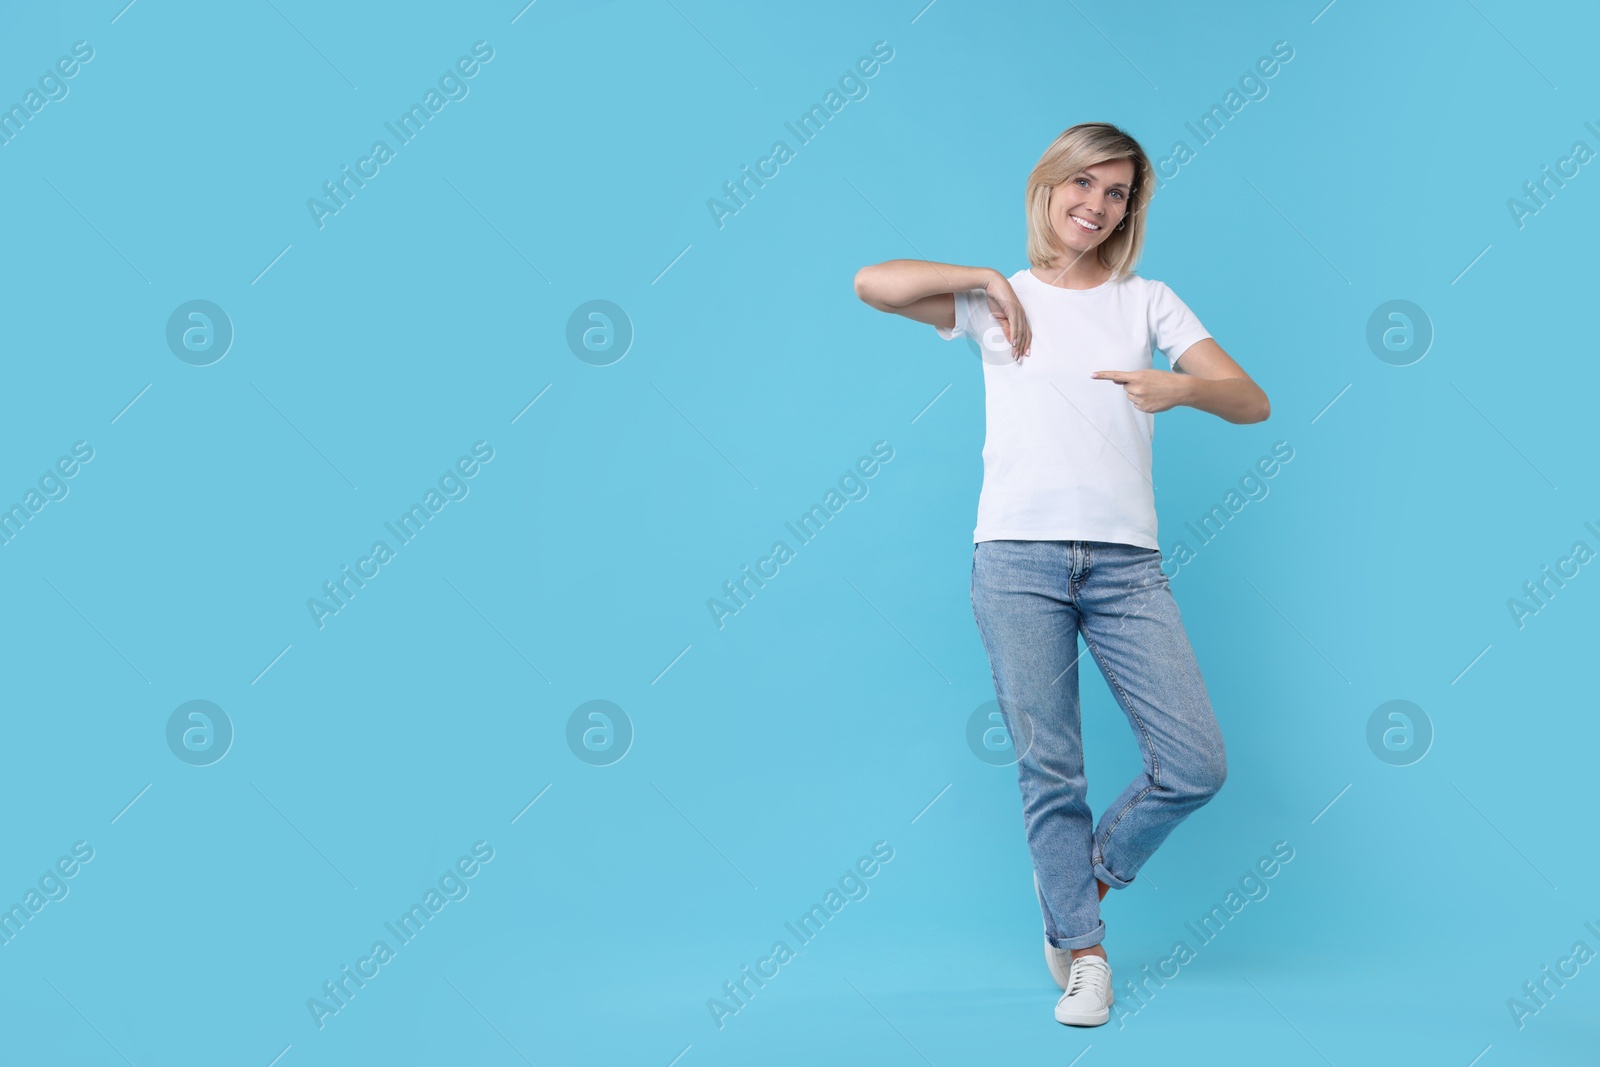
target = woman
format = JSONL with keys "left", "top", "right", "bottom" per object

{"left": 853, "top": 122, "right": 1269, "bottom": 1027}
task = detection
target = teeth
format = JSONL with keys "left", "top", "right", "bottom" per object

{"left": 1071, "top": 215, "right": 1100, "bottom": 231}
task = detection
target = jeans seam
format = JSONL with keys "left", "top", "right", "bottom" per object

{"left": 1080, "top": 622, "right": 1160, "bottom": 871}
{"left": 1095, "top": 784, "right": 1155, "bottom": 875}
{"left": 1080, "top": 625, "right": 1161, "bottom": 789}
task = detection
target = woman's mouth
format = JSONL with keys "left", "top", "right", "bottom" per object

{"left": 1070, "top": 214, "right": 1101, "bottom": 233}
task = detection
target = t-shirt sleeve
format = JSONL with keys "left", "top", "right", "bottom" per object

{"left": 935, "top": 288, "right": 985, "bottom": 341}
{"left": 1149, "top": 281, "right": 1212, "bottom": 368}
{"left": 936, "top": 288, "right": 1013, "bottom": 364}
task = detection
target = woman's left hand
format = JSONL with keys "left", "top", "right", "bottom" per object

{"left": 1091, "top": 369, "right": 1191, "bottom": 413}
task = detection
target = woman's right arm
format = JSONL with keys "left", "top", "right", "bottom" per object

{"left": 853, "top": 260, "right": 1029, "bottom": 355}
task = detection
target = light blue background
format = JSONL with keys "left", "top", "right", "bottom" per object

{"left": 2, "top": 1, "right": 1596, "bottom": 1063}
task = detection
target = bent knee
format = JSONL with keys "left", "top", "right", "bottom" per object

{"left": 1176, "top": 752, "right": 1226, "bottom": 801}
{"left": 1197, "top": 755, "right": 1227, "bottom": 799}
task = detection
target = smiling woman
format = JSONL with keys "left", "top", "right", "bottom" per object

{"left": 853, "top": 120, "right": 1269, "bottom": 1029}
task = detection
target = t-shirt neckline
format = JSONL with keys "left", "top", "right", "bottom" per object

{"left": 1020, "top": 266, "right": 1124, "bottom": 294}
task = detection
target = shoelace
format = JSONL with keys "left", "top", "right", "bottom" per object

{"left": 1065, "top": 955, "right": 1109, "bottom": 996}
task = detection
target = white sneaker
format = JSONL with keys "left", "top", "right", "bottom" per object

{"left": 1054, "top": 954, "right": 1113, "bottom": 1027}
{"left": 1044, "top": 937, "right": 1073, "bottom": 990}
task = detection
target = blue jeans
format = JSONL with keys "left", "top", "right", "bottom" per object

{"left": 970, "top": 540, "right": 1227, "bottom": 950}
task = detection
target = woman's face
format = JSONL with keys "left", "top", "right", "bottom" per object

{"left": 1048, "top": 158, "right": 1135, "bottom": 255}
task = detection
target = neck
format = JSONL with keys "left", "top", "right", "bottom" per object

{"left": 1031, "top": 251, "right": 1113, "bottom": 290}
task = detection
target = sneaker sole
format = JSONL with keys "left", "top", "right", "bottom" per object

{"left": 1054, "top": 1002, "right": 1111, "bottom": 1027}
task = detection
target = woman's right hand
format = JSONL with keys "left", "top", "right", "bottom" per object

{"left": 983, "top": 274, "right": 1031, "bottom": 358}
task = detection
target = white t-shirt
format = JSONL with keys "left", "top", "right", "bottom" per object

{"left": 936, "top": 268, "right": 1211, "bottom": 549}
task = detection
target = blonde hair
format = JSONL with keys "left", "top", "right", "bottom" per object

{"left": 1025, "top": 122, "right": 1155, "bottom": 277}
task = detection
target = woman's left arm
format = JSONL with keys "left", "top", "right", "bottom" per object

{"left": 1092, "top": 339, "right": 1270, "bottom": 424}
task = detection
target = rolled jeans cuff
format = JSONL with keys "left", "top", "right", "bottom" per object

{"left": 1094, "top": 860, "right": 1133, "bottom": 890}
{"left": 1048, "top": 918, "right": 1105, "bottom": 950}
